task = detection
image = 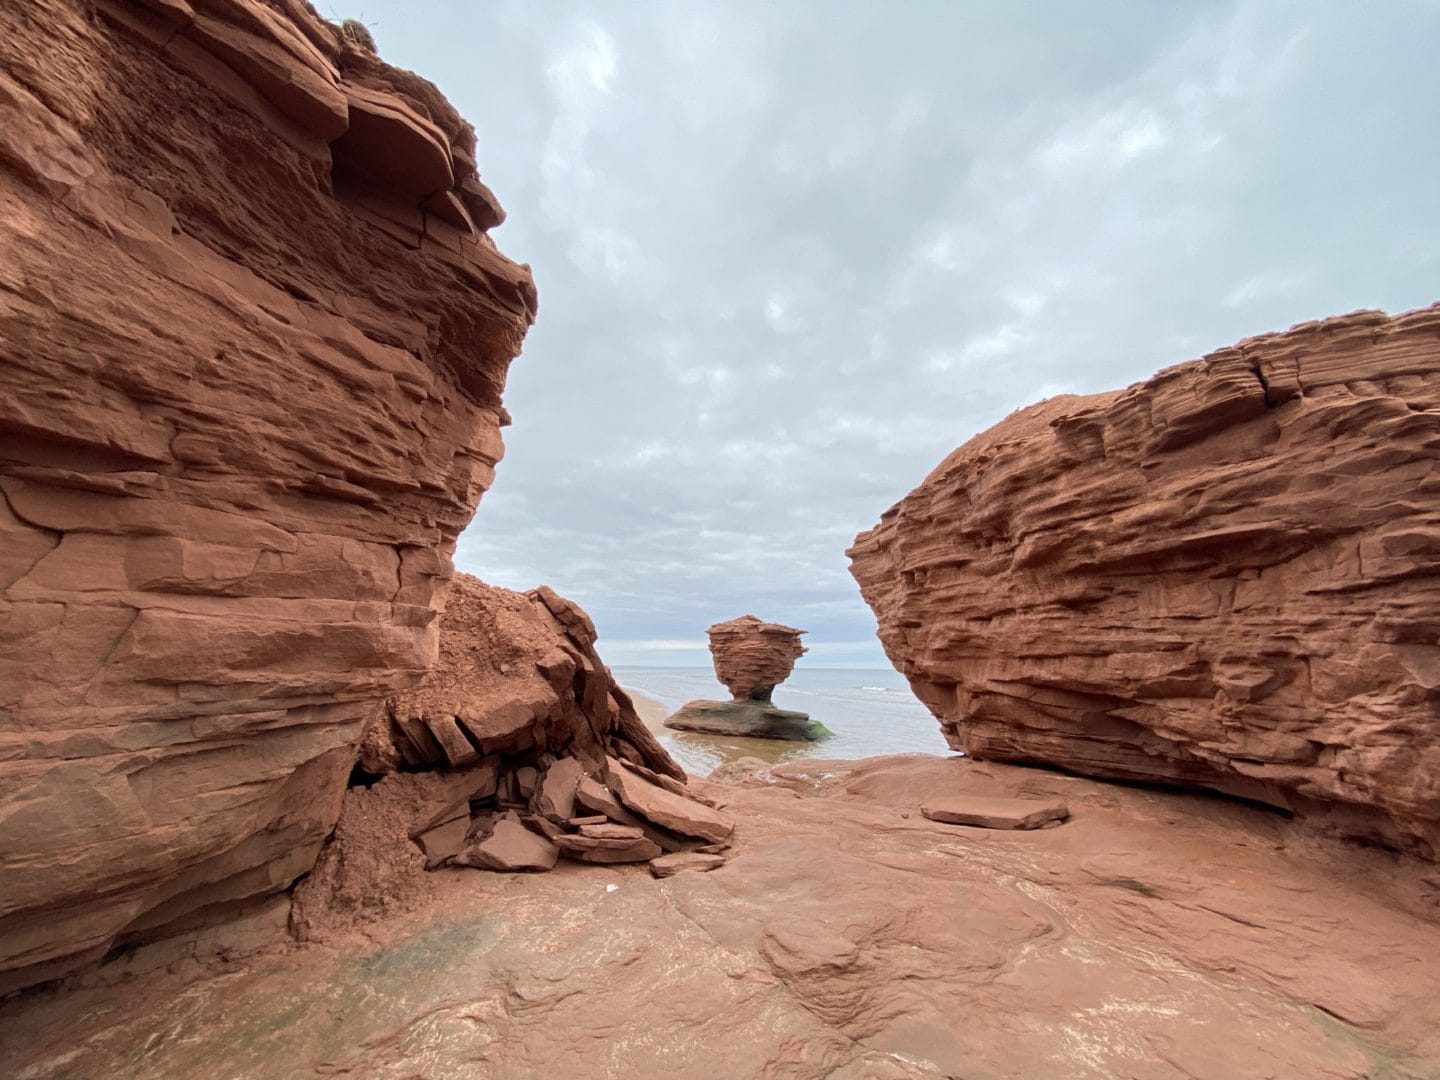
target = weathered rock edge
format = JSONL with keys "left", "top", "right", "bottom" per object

{"left": 0, "top": 0, "right": 535, "bottom": 993}
{"left": 850, "top": 304, "right": 1440, "bottom": 859}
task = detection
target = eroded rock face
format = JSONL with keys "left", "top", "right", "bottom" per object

{"left": 708, "top": 615, "right": 807, "bottom": 702}
{"left": 849, "top": 305, "right": 1440, "bottom": 859}
{"left": 0, "top": 0, "right": 535, "bottom": 992}
{"left": 290, "top": 575, "right": 713, "bottom": 940}
{"left": 378, "top": 574, "right": 683, "bottom": 783}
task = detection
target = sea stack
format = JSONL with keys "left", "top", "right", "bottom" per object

{"left": 664, "top": 616, "right": 829, "bottom": 740}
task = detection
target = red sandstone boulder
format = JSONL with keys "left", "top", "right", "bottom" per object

{"left": 849, "top": 304, "right": 1440, "bottom": 859}
{"left": 607, "top": 758, "right": 735, "bottom": 844}
{"left": 456, "top": 817, "right": 559, "bottom": 873}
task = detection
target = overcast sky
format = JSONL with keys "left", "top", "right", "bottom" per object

{"left": 356, "top": 1, "right": 1438, "bottom": 666}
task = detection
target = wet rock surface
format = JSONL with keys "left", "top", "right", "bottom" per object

{"left": 664, "top": 698, "right": 829, "bottom": 741}
{"left": 3, "top": 754, "right": 1437, "bottom": 1079}
{"left": 0, "top": 0, "right": 535, "bottom": 993}
{"left": 850, "top": 305, "right": 1440, "bottom": 859}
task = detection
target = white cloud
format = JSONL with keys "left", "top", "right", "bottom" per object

{"left": 360, "top": 0, "right": 1440, "bottom": 667}
{"left": 1223, "top": 272, "right": 1305, "bottom": 308}
{"left": 1038, "top": 101, "right": 1173, "bottom": 174}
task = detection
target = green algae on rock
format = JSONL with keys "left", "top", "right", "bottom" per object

{"left": 665, "top": 699, "right": 834, "bottom": 741}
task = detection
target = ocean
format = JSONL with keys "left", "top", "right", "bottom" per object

{"left": 614, "top": 665, "right": 951, "bottom": 776}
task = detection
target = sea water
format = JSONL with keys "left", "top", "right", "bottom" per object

{"left": 615, "top": 665, "right": 951, "bottom": 776}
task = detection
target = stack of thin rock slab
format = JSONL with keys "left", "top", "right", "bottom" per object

{"left": 409, "top": 753, "right": 733, "bottom": 873}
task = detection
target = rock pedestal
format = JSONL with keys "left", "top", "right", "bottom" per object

{"left": 663, "top": 699, "right": 828, "bottom": 741}
{"left": 664, "top": 615, "right": 830, "bottom": 740}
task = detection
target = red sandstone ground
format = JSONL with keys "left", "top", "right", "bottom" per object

{"left": 1, "top": 753, "right": 1437, "bottom": 1079}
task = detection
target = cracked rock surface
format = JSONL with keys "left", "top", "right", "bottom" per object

{"left": 3, "top": 754, "right": 1437, "bottom": 1078}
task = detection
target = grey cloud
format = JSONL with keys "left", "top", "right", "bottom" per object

{"left": 362, "top": 1, "right": 1440, "bottom": 665}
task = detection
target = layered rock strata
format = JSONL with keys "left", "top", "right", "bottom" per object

{"left": 0, "top": 0, "right": 535, "bottom": 993}
{"left": 8, "top": 753, "right": 1440, "bottom": 1077}
{"left": 664, "top": 614, "right": 826, "bottom": 740}
{"left": 850, "top": 305, "right": 1440, "bottom": 858}
{"left": 709, "top": 615, "right": 808, "bottom": 701}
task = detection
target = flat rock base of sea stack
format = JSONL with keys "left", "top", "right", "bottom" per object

{"left": 663, "top": 699, "right": 829, "bottom": 741}
{"left": 922, "top": 795, "right": 1069, "bottom": 830}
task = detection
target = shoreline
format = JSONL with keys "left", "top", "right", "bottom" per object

{"left": 623, "top": 685, "right": 674, "bottom": 734}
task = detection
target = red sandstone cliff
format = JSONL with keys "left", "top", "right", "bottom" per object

{"left": 0, "top": 0, "right": 535, "bottom": 992}
{"left": 849, "top": 305, "right": 1440, "bottom": 859}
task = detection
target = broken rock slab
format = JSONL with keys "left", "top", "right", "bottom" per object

{"left": 553, "top": 834, "right": 661, "bottom": 864}
{"left": 455, "top": 818, "right": 559, "bottom": 872}
{"left": 413, "top": 814, "right": 470, "bottom": 870}
{"left": 578, "top": 823, "right": 645, "bottom": 841}
{"left": 535, "top": 757, "right": 584, "bottom": 822}
{"left": 649, "top": 852, "right": 726, "bottom": 879}
{"left": 574, "top": 777, "right": 687, "bottom": 853}
{"left": 607, "top": 757, "right": 735, "bottom": 844}
{"left": 921, "top": 796, "right": 1069, "bottom": 830}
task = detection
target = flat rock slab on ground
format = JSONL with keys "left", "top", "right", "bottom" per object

{"left": 454, "top": 818, "right": 559, "bottom": 872}
{"left": 650, "top": 852, "right": 726, "bottom": 878}
{"left": 922, "top": 794, "right": 1069, "bottom": 830}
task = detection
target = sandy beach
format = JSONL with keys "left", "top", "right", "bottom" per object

{"left": 625, "top": 686, "right": 673, "bottom": 733}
